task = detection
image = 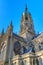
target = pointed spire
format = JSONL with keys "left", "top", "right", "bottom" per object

{"left": 6, "top": 20, "right": 13, "bottom": 36}
{"left": 9, "top": 20, "right": 13, "bottom": 31}
{"left": 10, "top": 20, "right": 13, "bottom": 28}
{"left": 9, "top": 20, "right": 13, "bottom": 32}
{"left": 1, "top": 28, "right": 4, "bottom": 36}
{"left": 25, "top": 4, "right": 28, "bottom": 14}
{"left": 25, "top": 4, "right": 28, "bottom": 11}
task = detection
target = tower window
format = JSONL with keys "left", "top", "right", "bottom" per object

{"left": 25, "top": 16, "right": 28, "bottom": 20}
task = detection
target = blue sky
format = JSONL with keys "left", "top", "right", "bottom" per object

{"left": 0, "top": 0, "right": 43, "bottom": 34}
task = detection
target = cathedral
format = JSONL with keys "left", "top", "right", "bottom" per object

{"left": 0, "top": 5, "right": 43, "bottom": 65}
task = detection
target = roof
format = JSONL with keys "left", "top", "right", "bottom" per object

{"left": 13, "top": 33, "right": 27, "bottom": 43}
{"left": 32, "top": 32, "right": 43, "bottom": 43}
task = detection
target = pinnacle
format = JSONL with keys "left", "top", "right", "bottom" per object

{"left": 25, "top": 4, "right": 28, "bottom": 13}
{"left": 10, "top": 20, "right": 13, "bottom": 27}
{"left": 1, "top": 28, "right": 4, "bottom": 36}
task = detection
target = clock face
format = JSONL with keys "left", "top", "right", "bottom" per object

{"left": 14, "top": 41, "right": 21, "bottom": 55}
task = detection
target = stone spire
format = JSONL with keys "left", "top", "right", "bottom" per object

{"left": 6, "top": 20, "right": 13, "bottom": 36}
{"left": 1, "top": 28, "right": 4, "bottom": 36}
{"left": 9, "top": 20, "right": 13, "bottom": 32}
{"left": 9, "top": 20, "right": 13, "bottom": 30}
{"left": 25, "top": 4, "right": 28, "bottom": 15}
{"left": 20, "top": 5, "right": 35, "bottom": 41}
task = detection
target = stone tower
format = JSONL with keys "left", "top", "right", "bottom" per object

{"left": 20, "top": 5, "right": 35, "bottom": 42}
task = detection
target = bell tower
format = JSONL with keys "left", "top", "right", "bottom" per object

{"left": 20, "top": 5, "right": 35, "bottom": 41}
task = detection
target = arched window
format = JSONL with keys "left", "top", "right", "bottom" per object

{"left": 39, "top": 58, "right": 42, "bottom": 65}
{"left": 33, "top": 58, "right": 35, "bottom": 65}
{"left": 22, "top": 61, "right": 24, "bottom": 65}
{"left": 36, "top": 59, "right": 39, "bottom": 65}
{"left": 33, "top": 58, "right": 39, "bottom": 65}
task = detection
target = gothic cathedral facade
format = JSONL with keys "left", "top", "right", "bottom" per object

{"left": 0, "top": 5, "right": 43, "bottom": 65}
